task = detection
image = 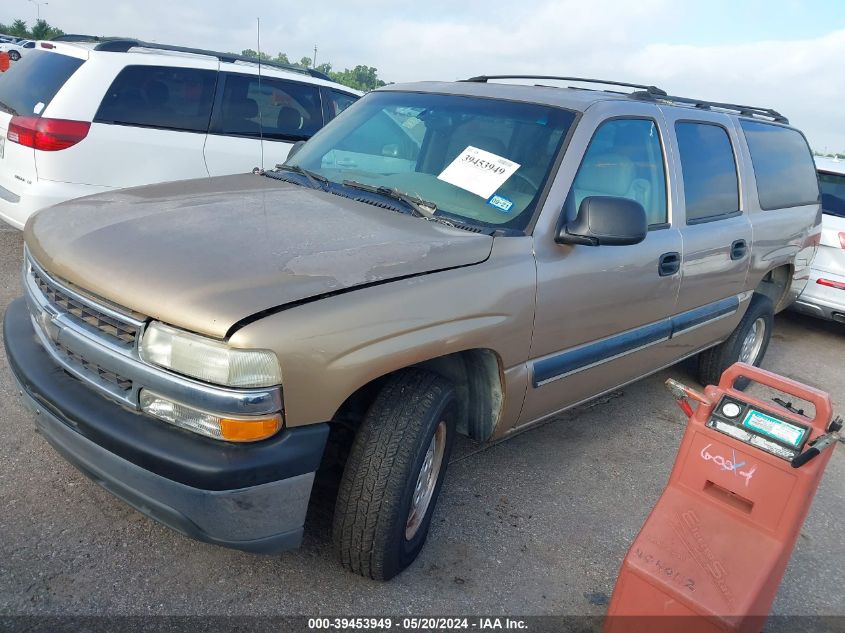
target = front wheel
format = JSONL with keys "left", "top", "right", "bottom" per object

{"left": 8, "top": 51, "right": 20, "bottom": 61}
{"left": 698, "top": 294, "right": 774, "bottom": 388}
{"left": 333, "top": 369, "right": 456, "bottom": 580}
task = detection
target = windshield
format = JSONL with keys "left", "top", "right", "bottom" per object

{"left": 0, "top": 50, "right": 84, "bottom": 117}
{"left": 285, "top": 91, "right": 576, "bottom": 230}
{"left": 819, "top": 170, "right": 845, "bottom": 218}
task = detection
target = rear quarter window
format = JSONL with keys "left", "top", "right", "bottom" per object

{"left": 95, "top": 65, "right": 218, "bottom": 133}
{"left": 0, "top": 50, "right": 84, "bottom": 116}
{"left": 740, "top": 120, "right": 819, "bottom": 210}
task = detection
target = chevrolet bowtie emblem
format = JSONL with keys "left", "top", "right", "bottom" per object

{"left": 37, "top": 309, "right": 60, "bottom": 344}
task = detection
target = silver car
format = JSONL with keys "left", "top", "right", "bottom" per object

{"left": 793, "top": 157, "right": 845, "bottom": 323}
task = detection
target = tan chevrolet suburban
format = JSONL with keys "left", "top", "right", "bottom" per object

{"left": 4, "top": 76, "right": 821, "bottom": 580}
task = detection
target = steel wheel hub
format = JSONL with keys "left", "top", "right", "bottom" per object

{"left": 405, "top": 421, "right": 447, "bottom": 541}
{"left": 739, "top": 317, "right": 766, "bottom": 365}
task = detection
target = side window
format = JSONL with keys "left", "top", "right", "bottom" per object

{"left": 571, "top": 118, "right": 668, "bottom": 226}
{"left": 740, "top": 120, "right": 819, "bottom": 210}
{"left": 675, "top": 122, "right": 739, "bottom": 223}
{"left": 327, "top": 90, "right": 358, "bottom": 120}
{"left": 818, "top": 171, "right": 845, "bottom": 218}
{"left": 213, "top": 74, "right": 323, "bottom": 141}
{"left": 95, "top": 65, "right": 217, "bottom": 132}
{"left": 675, "top": 122, "right": 739, "bottom": 224}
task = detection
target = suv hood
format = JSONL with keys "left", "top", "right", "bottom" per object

{"left": 26, "top": 174, "right": 493, "bottom": 338}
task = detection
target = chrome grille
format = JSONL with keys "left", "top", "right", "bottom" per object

{"left": 24, "top": 248, "right": 282, "bottom": 417}
{"left": 31, "top": 267, "right": 139, "bottom": 347}
{"left": 53, "top": 340, "right": 133, "bottom": 392}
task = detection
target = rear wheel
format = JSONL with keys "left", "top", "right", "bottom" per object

{"left": 698, "top": 294, "right": 773, "bottom": 389}
{"left": 8, "top": 50, "right": 20, "bottom": 61}
{"left": 333, "top": 369, "right": 456, "bottom": 580}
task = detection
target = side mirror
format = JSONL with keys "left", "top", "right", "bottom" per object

{"left": 287, "top": 140, "right": 306, "bottom": 160}
{"left": 556, "top": 196, "right": 648, "bottom": 246}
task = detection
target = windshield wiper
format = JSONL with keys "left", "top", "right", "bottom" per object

{"left": 342, "top": 180, "right": 437, "bottom": 219}
{"left": 274, "top": 164, "right": 329, "bottom": 190}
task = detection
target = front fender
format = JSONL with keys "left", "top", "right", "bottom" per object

{"left": 229, "top": 237, "right": 537, "bottom": 427}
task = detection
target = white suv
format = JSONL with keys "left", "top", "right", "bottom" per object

{"left": 0, "top": 38, "right": 360, "bottom": 229}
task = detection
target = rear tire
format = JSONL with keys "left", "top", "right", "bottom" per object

{"left": 333, "top": 369, "right": 456, "bottom": 581}
{"left": 698, "top": 294, "right": 773, "bottom": 389}
{"left": 8, "top": 51, "right": 20, "bottom": 61}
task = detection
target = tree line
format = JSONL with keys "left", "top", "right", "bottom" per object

{"left": 239, "top": 49, "right": 386, "bottom": 92}
{"left": 0, "top": 18, "right": 64, "bottom": 40}
{"left": 0, "top": 18, "right": 387, "bottom": 92}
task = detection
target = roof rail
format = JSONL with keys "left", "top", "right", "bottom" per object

{"left": 463, "top": 74, "right": 788, "bottom": 124}
{"left": 50, "top": 34, "right": 112, "bottom": 42}
{"left": 56, "top": 36, "right": 330, "bottom": 81}
{"left": 463, "top": 75, "right": 668, "bottom": 96}
{"left": 630, "top": 90, "right": 789, "bottom": 124}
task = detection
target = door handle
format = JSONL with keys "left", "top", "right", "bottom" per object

{"left": 730, "top": 239, "right": 747, "bottom": 260}
{"left": 658, "top": 252, "right": 680, "bottom": 277}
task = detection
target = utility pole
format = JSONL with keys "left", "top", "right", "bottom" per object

{"left": 313, "top": 44, "right": 317, "bottom": 68}
{"left": 29, "top": 0, "right": 48, "bottom": 21}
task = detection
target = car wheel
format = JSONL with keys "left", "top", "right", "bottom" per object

{"left": 8, "top": 51, "right": 20, "bottom": 61}
{"left": 333, "top": 368, "right": 456, "bottom": 580}
{"left": 698, "top": 293, "right": 774, "bottom": 389}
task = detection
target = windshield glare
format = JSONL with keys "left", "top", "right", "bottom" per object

{"left": 286, "top": 91, "right": 576, "bottom": 230}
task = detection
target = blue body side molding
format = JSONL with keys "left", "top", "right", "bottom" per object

{"left": 670, "top": 296, "right": 739, "bottom": 335}
{"left": 531, "top": 295, "right": 741, "bottom": 387}
{"left": 532, "top": 320, "right": 672, "bottom": 387}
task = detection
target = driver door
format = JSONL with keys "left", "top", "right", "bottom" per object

{"left": 519, "top": 110, "right": 683, "bottom": 426}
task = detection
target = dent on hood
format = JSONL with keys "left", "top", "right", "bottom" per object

{"left": 282, "top": 240, "right": 435, "bottom": 287}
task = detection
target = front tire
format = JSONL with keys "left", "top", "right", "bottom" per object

{"left": 8, "top": 51, "right": 20, "bottom": 61}
{"left": 698, "top": 293, "right": 774, "bottom": 388}
{"left": 333, "top": 369, "right": 457, "bottom": 580}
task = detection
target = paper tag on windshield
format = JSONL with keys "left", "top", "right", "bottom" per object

{"left": 437, "top": 146, "right": 520, "bottom": 199}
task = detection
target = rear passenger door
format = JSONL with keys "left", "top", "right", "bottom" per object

{"left": 73, "top": 63, "right": 218, "bottom": 188}
{"left": 660, "top": 110, "right": 753, "bottom": 349}
{"left": 204, "top": 72, "right": 325, "bottom": 175}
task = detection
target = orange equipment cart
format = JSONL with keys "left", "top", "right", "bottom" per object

{"left": 605, "top": 362, "right": 839, "bottom": 633}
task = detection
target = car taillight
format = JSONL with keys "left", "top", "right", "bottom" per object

{"left": 817, "top": 278, "right": 845, "bottom": 291}
{"left": 7, "top": 116, "right": 90, "bottom": 151}
{"left": 839, "top": 232, "right": 845, "bottom": 249}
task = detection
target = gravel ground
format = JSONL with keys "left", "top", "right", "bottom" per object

{"left": 0, "top": 226, "right": 843, "bottom": 626}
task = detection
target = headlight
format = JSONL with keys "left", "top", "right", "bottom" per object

{"left": 140, "top": 321, "right": 282, "bottom": 388}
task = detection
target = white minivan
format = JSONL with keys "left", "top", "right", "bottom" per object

{"left": 0, "top": 39, "right": 360, "bottom": 229}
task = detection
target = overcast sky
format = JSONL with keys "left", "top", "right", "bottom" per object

{"left": 4, "top": 0, "right": 844, "bottom": 151}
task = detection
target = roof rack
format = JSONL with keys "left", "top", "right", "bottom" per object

{"left": 464, "top": 75, "right": 668, "bottom": 96}
{"left": 50, "top": 34, "right": 111, "bottom": 42}
{"left": 631, "top": 90, "right": 788, "bottom": 124}
{"left": 51, "top": 35, "right": 331, "bottom": 81}
{"left": 463, "top": 74, "right": 788, "bottom": 124}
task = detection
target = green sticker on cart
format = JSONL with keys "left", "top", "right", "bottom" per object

{"left": 742, "top": 410, "right": 806, "bottom": 448}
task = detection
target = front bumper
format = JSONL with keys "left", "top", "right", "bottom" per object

{"left": 4, "top": 298, "right": 329, "bottom": 553}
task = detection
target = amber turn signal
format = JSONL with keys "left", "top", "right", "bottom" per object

{"left": 220, "top": 416, "right": 282, "bottom": 442}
